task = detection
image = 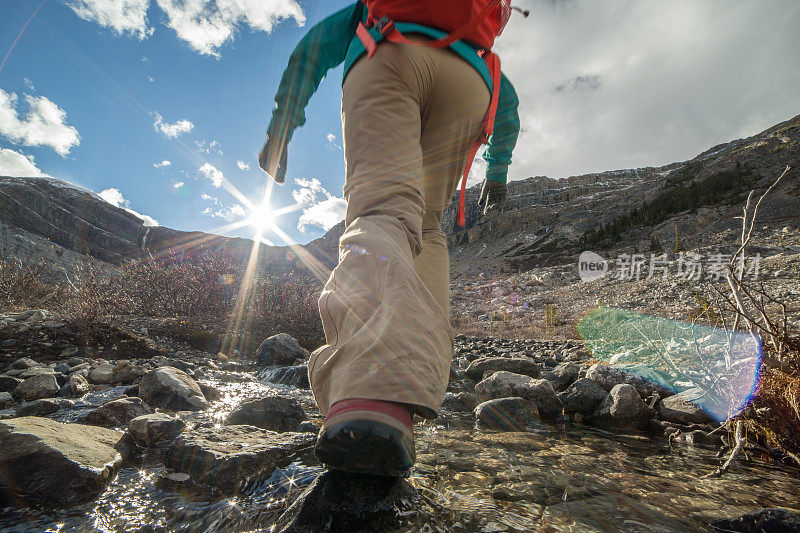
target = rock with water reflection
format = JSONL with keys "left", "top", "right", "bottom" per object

{"left": 227, "top": 396, "right": 308, "bottom": 432}
{"left": 474, "top": 397, "right": 541, "bottom": 431}
{"left": 475, "top": 371, "right": 563, "bottom": 419}
{"left": 0, "top": 416, "right": 129, "bottom": 508}
{"left": 274, "top": 470, "right": 419, "bottom": 533}
{"left": 709, "top": 507, "right": 800, "bottom": 532}
{"left": 139, "top": 366, "right": 208, "bottom": 411}
{"left": 13, "top": 373, "right": 60, "bottom": 401}
{"left": 164, "top": 424, "right": 314, "bottom": 493}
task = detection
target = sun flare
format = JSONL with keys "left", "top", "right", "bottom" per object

{"left": 247, "top": 207, "right": 276, "bottom": 233}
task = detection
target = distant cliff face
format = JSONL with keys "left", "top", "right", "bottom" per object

{"left": 441, "top": 114, "right": 800, "bottom": 275}
{"left": 0, "top": 177, "right": 148, "bottom": 264}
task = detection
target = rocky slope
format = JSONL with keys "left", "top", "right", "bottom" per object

{"left": 444, "top": 114, "right": 799, "bottom": 276}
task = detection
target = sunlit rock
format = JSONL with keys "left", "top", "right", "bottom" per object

{"left": 0, "top": 417, "right": 128, "bottom": 508}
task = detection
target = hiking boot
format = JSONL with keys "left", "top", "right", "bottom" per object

{"left": 314, "top": 399, "right": 415, "bottom": 477}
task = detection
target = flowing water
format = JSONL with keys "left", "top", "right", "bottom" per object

{"left": 2, "top": 372, "right": 798, "bottom": 533}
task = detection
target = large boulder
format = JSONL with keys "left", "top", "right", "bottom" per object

{"left": 474, "top": 371, "right": 562, "bottom": 419}
{"left": 256, "top": 333, "right": 310, "bottom": 366}
{"left": 474, "top": 397, "right": 541, "bottom": 431}
{"left": 465, "top": 357, "right": 541, "bottom": 382}
{"left": 585, "top": 364, "right": 670, "bottom": 398}
{"left": 164, "top": 425, "right": 314, "bottom": 493}
{"left": 593, "top": 384, "right": 651, "bottom": 430}
{"left": 557, "top": 378, "right": 609, "bottom": 416}
{"left": 658, "top": 388, "right": 713, "bottom": 425}
{"left": 545, "top": 362, "right": 581, "bottom": 391}
{"left": 128, "top": 413, "right": 186, "bottom": 447}
{"left": 139, "top": 366, "right": 208, "bottom": 411}
{"left": 83, "top": 397, "right": 153, "bottom": 428}
{"left": 13, "top": 374, "right": 60, "bottom": 401}
{"left": 227, "top": 396, "right": 307, "bottom": 432}
{"left": 442, "top": 391, "right": 479, "bottom": 412}
{"left": 0, "top": 417, "right": 129, "bottom": 507}
{"left": 0, "top": 392, "right": 15, "bottom": 409}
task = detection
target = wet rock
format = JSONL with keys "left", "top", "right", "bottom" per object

{"left": 139, "top": 366, "right": 208, "bottom": 411}
{"left": 227, "top": 396, "right": 307, "bottom": 432}
{"left": 17, "top": 398, "right": 70, "bottom": 417}
{"left": 264, "top": 365, "right": 310, "bottom": 389}
{"left": 13, "top": 374, "right": 60, "bottom": 401}
{"left": 593, "top": 384, "right": 651, "bottom": 430}
{"left": 274, "top": 471, "right": 419, "bottom": 533}
{"left": 112, "top": 361, "right": 146, "bottom": 384}
{"left": 710, "top": 508, "right": 800, "bottom": 532}
{"left": 475, "top": 371, "right": 562, "bottom": 419}
{"left": 0, "top": 392, "right": 15, "bottom": 409}
{"left": 474, "top": 397, "right": 541, "bottom": 431}
{"left": 89, "top": 362, "right": 115, "bottom": 384}
{"left": 164, "top": 425, "right": 314, "bottom": 493}
{"left": 0, "top": 375, "right": 23, "bottom": 393}
{"left": 585, "top": 364, "right": 671, "bottom": 398}
{"left": 70, "top": 373, "right": 90, "bottom": 397}
{"left": 128, "top": 413, "right": 186, "bottom": 447}
{"left": 442, "top": 391, "right": 479, "bottom": 412}
{"left": 83, "top": 397, "right": 153, "bottom": 428}
{"left": 465, "top": 357, "right": 541, "bottom": 381}
{"left": 125, "top": 384, "right": 140, "bottom": 397}
{"left": 546, "top": 362, "right": 581, "bottom": 391}
{"left": 0, "top": 416, "right": 129, "bottom": 507}
{"left": 197, "top": 381, "right": 221, "bottom": 402}
{"left": 658, "top": 388, "right": 713, "bottom": 425}
{"left": 557, "top": 378, "right": 609, "bottom": 416}
{"left": 257, "top": 333, "right": 310, "bottom": 366}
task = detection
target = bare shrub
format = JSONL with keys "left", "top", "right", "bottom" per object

{"left": 0, "top": 254, "right": 54, "bottom": 308}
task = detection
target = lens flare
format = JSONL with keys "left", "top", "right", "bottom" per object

{"left": 577, "top": 307, "right": 762, "bottom": 423}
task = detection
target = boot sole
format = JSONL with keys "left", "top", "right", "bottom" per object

{"left": 314, "top": 419, "right": 414, "bottom": 478}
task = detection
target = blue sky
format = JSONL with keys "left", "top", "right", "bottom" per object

{"left": 1, "top": 1, "right": 799, "bottom": 245}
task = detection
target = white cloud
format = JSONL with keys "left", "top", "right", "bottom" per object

{"left": 0, "top": 89, "right": 81, "bottom": 156}
{"left": 291, "top": 177, "right": 346, "bottom": 233}
{"left": 0, "top": 148, "right": 47, "bottom": 177}
{"left": 155, "top": 0, "right": 305, "bottom": 57}
{"left": 199, "top": 163, "right": 224, "bottom": 187}
{"left": 195, "top": 139, "right": 222, "bottom": 155}
{"left": 237, "top": 160, "right": 249, "bottom": 171}
{"left": 152, "top": 112, "right": 193, "bottom": 138}
{"left": 173, "top": 181, "right": 184, "bottom": 188}
{"left": 199, "top": 193, "right": 244, "bottom": 220}
{"left": 69, "top": 0, "right": 152, "bottom": 39}
{"left": 98, "top": 187, "right": 159, "bottom": 226}
{"left": 154, "top": 159, "right": 171, "bottom": 168}
{"left": 494, "top": 0, "right": 800, "bottom": 179}
{"left": 148, "top": 76, "right": 155, "bottom": 82}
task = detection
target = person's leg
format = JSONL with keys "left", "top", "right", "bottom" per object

{"left": 415, "top": 48, "right": 491, "bottom": 321}
{"left": 309, "top": 42, "right": 488, "bottom": 421}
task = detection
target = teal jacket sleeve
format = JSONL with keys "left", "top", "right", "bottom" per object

{"left": 267, "top": 3, "right": 363, "bottom": 143}
{"left": 483, "top": 73, "right": 520, "bottom": 184}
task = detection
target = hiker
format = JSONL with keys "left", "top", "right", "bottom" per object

{"left": 259, "top": 0, "right": 521, "bottom": 476}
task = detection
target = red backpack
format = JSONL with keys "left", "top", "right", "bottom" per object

{"left": 355, "top": 0, "right": 524, "bottom": 227}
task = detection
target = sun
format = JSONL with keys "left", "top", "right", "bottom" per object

{"left": 247, "top": 206, "right": 276, "bottom": 233}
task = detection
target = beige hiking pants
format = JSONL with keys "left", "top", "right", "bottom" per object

{"left": 308, "top": 37, "right": 490, "bottom": 418}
